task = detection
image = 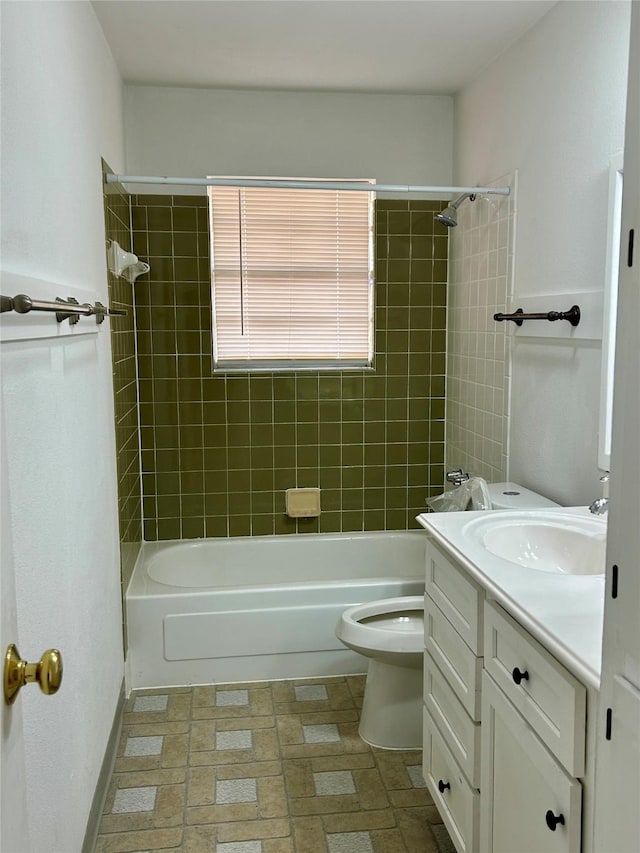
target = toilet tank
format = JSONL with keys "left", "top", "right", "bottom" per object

{"left": 487, "top": 482, "right": 559, "bottom": 510}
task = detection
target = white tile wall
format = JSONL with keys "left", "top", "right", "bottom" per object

{"left": 445, "top": 173, "right": 516, "bottom": 482}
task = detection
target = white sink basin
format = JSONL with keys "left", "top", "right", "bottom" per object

{"left": 462, "top": 512, "right": 607, "bottom": 575}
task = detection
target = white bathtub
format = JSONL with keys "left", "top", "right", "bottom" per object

{"left": 126, "top": 530, "right": 426, "bottom": 689}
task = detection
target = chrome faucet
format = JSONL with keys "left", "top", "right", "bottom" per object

{"left": 588, "top": 497, "right": 608, "bottom": 515}
{"left": 589, "top": 473, "right": 610, "bottom": 515}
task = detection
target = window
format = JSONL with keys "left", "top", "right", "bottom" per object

{"left": 208, "top": 179, "right": 375, "bottom": 371}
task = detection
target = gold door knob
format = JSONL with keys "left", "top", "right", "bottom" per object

{"left": 4, "top": 644, "right": 63, "bottom": 705}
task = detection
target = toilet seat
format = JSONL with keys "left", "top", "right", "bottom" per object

{"left": 337, "top": 595, "right": 424, "bottom": 657}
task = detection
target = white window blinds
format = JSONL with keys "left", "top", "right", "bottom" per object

{"left": 208, "top": 180, "right": 375, "bottom": 371}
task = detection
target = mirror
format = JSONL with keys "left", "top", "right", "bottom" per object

{"left": 598, "top": 153, "right": 623, "bottom": 472}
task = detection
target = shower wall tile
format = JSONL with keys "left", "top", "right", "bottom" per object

{"left": 445, "top": 174, "right": 515, "bottom": 481}
{"left": 131, "top": 196, "right": 448, "bottom": 540}
{"left": 103, "top": 162, "right": 143, "bottom": 640}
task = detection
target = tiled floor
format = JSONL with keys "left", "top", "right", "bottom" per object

{"left": 95, "top": 676, "right": 455, "bottom": 853}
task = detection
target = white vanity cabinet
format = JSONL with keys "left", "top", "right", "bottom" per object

{"left": 422, "top": 538, "right": 591, "bottom": 853}
{"left": 422, "top": 540, "right": 484, "bottom": 853}
{"left": 481, "top": 601, "right": 586, "bottom": 853}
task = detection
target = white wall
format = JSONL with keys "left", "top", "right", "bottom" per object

{"left": 0, "top": 3, "right": 125, "bottom": 850}
{"left": 453, "top": 0, "right": 631, "bottom": 505}
{"left": 123, "top": 85, "right": 453, "bottom": 192}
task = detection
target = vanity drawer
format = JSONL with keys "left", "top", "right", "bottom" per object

{"left": 484, "top": 600, "right": 586, "bottom": 776}
{"left": 423, "top": 707, "right": 480, "bottom": 853}
{"left": 425, "top": 540, "right": 484, "bottom": 654}
{"left": 425, "top": 595, "right": 483, "bottom": 721}
{"left": 424, "top": 651, "right": 481, "bottom": 788}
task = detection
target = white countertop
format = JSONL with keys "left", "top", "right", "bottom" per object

{"left": 417, "top": 506, "right": 606, "bottom": 691}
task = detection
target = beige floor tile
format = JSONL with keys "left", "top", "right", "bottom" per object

{"left": 154, "top": 784, "right": 186, "bottom": 827}
{"left": 320, "top": 809, "right": 396, "bottom": 832}
{"left": 257, "top": 776, "right": 289, "bottom": 818}
{"left": 394, "top": 806, "right": 441, "bottom": 852}
{"left": 272, "top": 678, "right": 356, "bottom": 715}
{"left": 277, "top": 717, "right": 370, "bottom": 759}
{"left": 308, "top": 753, "right": 376, "bottom": 772}
{"left": 186, "top": 801, "right": 259, "bottom": 825}
{"left": 289, "top": 793, "right": 362, "bottom": 817}
{"left": 181, "top": 822, "right": 218, "bottom": 850}
{"left": 387, "top": 787, "right": 432, "bottom": 808}
{"left": 285, "top": 757, "right": 389, "bottom": 818}
{"left": 215, "top": 817, "right": 292, "bottom": 842}
{"left": 374, "top": 750, "right": 427, "bottom": 792}
{"left": 111, "top": 768, "right": 187, "bottom": 788}
{"left": 431, "top": 822, "right": 458, "bottom": 853}
{"left": 217, "top": 760, "right": 282, "bottom": 780}
{"left": 346, "top": 674, "right": 367, "bottom": 701}
{"left": 123, "top": 692, "right": 191, "bottom": 725}
{"left": 187, "top": 765, "right": 216, "bottom": 807}
{"left": 190, "top": 726, "right": 281, "bottom": 766}
{"left": 190, "top": 716, "right": 275, "bottom": 752}
{"left": 263, "top": 837, "right": 295, "bottom": 852}
{"left": 292, "top": 815, "right": 330, "bottom": 852}
{"left": 369, "top": 826, "right": 411, "bottom": 852}
{"left": 352, "top": 768, "right": 391, "bottom": 810}
{"left": 97, "top": 811, "right": 155, "bottom": 836}
{"left": 94, "top": 826, "right": 183, "bottom": 852}
{"left": 120, "top": 720, "right": 191, "bottom": 737}
{"left": 98, "top": 781, "right": 185, "bottom": 836}
{"left": 283, "top": 758, "right": 315, "bottom": 798}
{"left": 115, "top": 732, "right": 190, "bottom": 773}
{"left": 191, "top": 685, "right": 273, "bottom": 719}
{"left": 296, "top": 709, "right": 360, "bottom": 725}
{"left": 276, "top": 714, "right": 305, "bottom": 746}
{"left": 100, "top": 678, "right": 455, "bottom": 853}
{"left": 163, "top": 733, "right": 191, "bottom": 767}
{"left": 193, "top": 681, "right": 270, "bottom": 705}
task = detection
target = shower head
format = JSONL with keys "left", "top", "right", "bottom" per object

{"left": 434, "top": 205, "right": 458, "bottom": 227}
{"left": 434, "top": 192, "right": 477, "bottom": 227}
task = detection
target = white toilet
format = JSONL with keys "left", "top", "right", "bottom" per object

{"left": 337, "top": 595, "right": 424, "bottom": 749}
{"left": 336, "top": 481, "right": 559, "bottom": 750}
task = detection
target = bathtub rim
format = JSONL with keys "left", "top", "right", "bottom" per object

{"left": 128, "top": 529, "right": 427, "bottom": 598}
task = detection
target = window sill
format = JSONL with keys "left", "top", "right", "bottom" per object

{"left": 213, "top": 360, "right": 374, "bottom": 374}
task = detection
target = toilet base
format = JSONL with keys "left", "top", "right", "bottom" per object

{"left": 358, "top": 659, "right": 423, "bottom": 749}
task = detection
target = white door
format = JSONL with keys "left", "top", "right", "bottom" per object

{"left": 0, "top": 408, "right": 30, "bottom": 851}
{"left": 594, "top": 5, "right": 640, "bottom": 850}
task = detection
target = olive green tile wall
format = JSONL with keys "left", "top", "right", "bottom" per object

{"left": 103, "top": 163, "right": 143, "bottom": 611}
{"left": 130, "top": 195, "right": 448, "bottom": 540}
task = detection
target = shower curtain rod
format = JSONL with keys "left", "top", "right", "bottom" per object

{"left": 104, "top": 174, "right": 511, "bottom": 196}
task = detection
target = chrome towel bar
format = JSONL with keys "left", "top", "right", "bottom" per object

{"left": 493, "top": 304, "right": 581, "bottom": 327}
{"left": 0, "top": 293, "right": 127, "bottom": 325}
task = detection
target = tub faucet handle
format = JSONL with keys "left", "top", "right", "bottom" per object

{"left": 446, "top": 469, "right": 469, "bottom": 486}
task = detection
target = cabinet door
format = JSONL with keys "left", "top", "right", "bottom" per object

{"left": 481, "top": 673, "right": 581, "bottom": 853}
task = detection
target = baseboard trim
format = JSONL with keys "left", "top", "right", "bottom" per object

{"left": 82, "top": 679, "right": 126, "bottom": 853}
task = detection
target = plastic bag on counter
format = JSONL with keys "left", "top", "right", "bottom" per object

{"left": 426, "top": 477, "right": 492, "bottom": 512}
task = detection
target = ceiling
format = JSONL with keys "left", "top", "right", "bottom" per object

{"left": 93, "top": 1, "right": 557, "bottom": 95}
